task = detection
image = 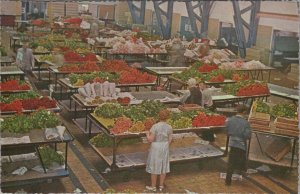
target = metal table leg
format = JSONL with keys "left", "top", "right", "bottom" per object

{"left": 54, "top": 74, "right": 58, "bottom": 91}
{"left": 224, "top": 136, "right": 229, "bottom": 156}
{"left": 112, "top": 137, "right": 117, "bottom": 169}
{"left": 85, "top": 108, "right": 89, "bottom": 132}
{"left": 48, "top": 69, "right": 51, "bottom": 83}
{"left": 38, "top": 64, "right": 41, "bottom": 80}
{"left": 74, "top": 99, "right": 77, "bottom": 120}
{"left": 35, "top": 146, "right": 47, "bottom": 173}
{"left": 290, "top": 138, "right": 297, "bottom": 169}
{"left": 65, "top": 142, "right": 68, "bottom": 170}
{"left": 60, "top": 83, "right": 63, "bottom": 100}
{"left": 247, "top": 136, "right": 251, "bottom": 159}
{"left": 88, "top": 116, "right": 92, "bottom": 137}
{"left": 255, "top": 133, "right": 264, "bottom": 155}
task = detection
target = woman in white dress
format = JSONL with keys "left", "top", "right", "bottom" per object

{"left": 145, "top": 109, "right": 173, "bottom": 192}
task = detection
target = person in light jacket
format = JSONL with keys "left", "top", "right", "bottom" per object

{"left": 16, "top": 41, "right": 34, "bottom": 76}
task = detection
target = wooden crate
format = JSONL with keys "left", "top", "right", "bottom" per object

{"left": 249, "top": 109, "right": 271, "bottom": 127}
{"left": 265, "top": 139, "right": 291, "bottom": 162}
{"left": 250, "top": 111, "right": 271, "bottom": 121}
{"left": 275, "top": 117, "right": 298, "bottom": 131}
{"left": 276, "top": 117, "right": 298, "bottom": 125}
{"left": 250, "top": 123, "right": 271, "bottom": 131}
{"left": 275, "top": 128, "right": 299, "bottom": 137}
{"left": 249, "top": 118, "right": 270, "bottom": 126}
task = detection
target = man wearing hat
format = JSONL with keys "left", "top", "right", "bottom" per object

{"left": 16, "top": 40, "right": 34, "bottom": 76}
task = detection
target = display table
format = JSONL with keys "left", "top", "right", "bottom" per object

{"left": 0, "top": 81, "right": 32, "bottom": 94}
{"left": 0, "top": 66, "right": 25, "bottom": 81}
{"left": 268, "top": 83, "right": 298, "bottom": 102}
{"left": 108, "top": 52, "right": 168, "bottom": 63}
{"left": 93, "top": 45, "right": 112, "bottom": 58}
{"left": 57, "top": 78, "right": 157, "bottom": 111}
{"left": 88, "top": 113, "right": 225, "bottom": 170}
{"left": 144, "top": 66, "right": 188, "bottom": 86}
{"left": 177, "top": 89, "right": 269, "bottom": 106}
{"left": 169, "top": 76, "right": 237, "bottom": 91}
{"left": 0, "top": 102, "right": 61, "bottom": 115}
{"left": 248, "top": 129, "right": 298, "bottom": 170}
{"left": 10, "top": 35, "right": 21, "bottom": 49}
{"left": 1, "top": 128, "right": 73, "bottom": 187}
{"left": 48, "top": 66, "right": 95, "bottom": 91}
{"left": 34, "top": 56, "right": 54, "bottom": 80}
{"left": 72, "top": 91, "right": 181, "bottom": 134}
{"left": 235, "top": 67, "right": 275, "bottom": 82}
{"left": 0, "top": 56, "right": 14, "bottom": 66}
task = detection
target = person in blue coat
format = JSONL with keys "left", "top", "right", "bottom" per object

{"left": 225, "top": 104, "right": 252, "bottom": 186}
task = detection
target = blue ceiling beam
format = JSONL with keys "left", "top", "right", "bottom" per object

{"left": 232, "top": 0, "right": 261, "bottom": 58}
{"left": 185, "top": 1, "right": 214, "bottom": 38}
{"left": 153, "top": 0, "right": 174, "bottom": 39}
{"left": 127, "top": 0, "right": 146, "bottom": 24}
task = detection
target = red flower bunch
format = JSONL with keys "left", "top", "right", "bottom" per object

{"left": 192, "top": 112, "right": 226, "bottom": 127}
{"left": 64, "top": 52, "right": 97, "bottom": 62}
{"left": 198, "top": 63, "right": 219, "bottom": 73}
{"left": 232, "top": 73, "right": 249, "bottom": 81}
{"left": 0, "top": 100, "right": 23, "bottom": 112}
{"left": 117, "top": 97, "right": 131, "bottom": 105}
{"left": 110, "top": 117, "right": 132, "bottom": 134}
{"left": 100, "top": 60, "right": 130, "bottom": 72}
{"left": 64, "top": 17, "right": 82, "bottom": 25}
{"left": 93, "top": 77, "right": 105, "bottom": 83}
{"left": 21, "top": 97, "right": 57, "bottom": 110}
{"left": 64, "top": 52, "right": 82, "bottom": 62}
{"left": 58, "top": 62, "right": 100, "bottom": 72}
{"left": 32, "top": 19, "right": 47, "bottom": 26}
{"left": 64, "top": 30, "right": 73, "bottom": 38}
{"left": 119, "top": 69, "right": 156, "bottom": 84}
{"left": 236, "top": 83, "right": 269, "bottom": 96}
{"left": 209, "top": 75, "right": 225, "bottom": 82}
{"left": 83, "top": 53, "right": 97, "bottom": 61}
{"left": 0, "top": 80, "right": 30, "bottom": 91}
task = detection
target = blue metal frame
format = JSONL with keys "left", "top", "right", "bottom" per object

{"left": 185, "top": 1, "right": 214, "bottom": 38}
{"left": 152, "top": 0, "right": 174, "bottom": 39}
{"left": 21, "top": 0, "right": 28, "bottom": 20}
{"left": 127, "top": 0, "right": 146, "bottom": 24}
{"left": 232, "top": 1, "right": 261, "bottom": 58}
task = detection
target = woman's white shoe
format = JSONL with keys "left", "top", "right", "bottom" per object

{"left": 145, "top": 186, "right": 157, "bottom": 192}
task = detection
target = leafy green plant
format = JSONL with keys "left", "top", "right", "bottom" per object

{"left": 0, "top": 91, "right": 39, "bottom": 103}
{"left": 68, "top": 72, "right": 119, "bottom": 84}
{"left": 94, "top": 103, "right": 124, "bottom": 118}
{"left": 39, "top": 146, "right": 64, "bottom": 168}
{"left": 1, "top": 109, "right": 60, "bottom": 133}
{"left": 271, "top": 103, "right": 297, "bottom": 118}
{"left": 255, "top": 100, "right": 270, "bottom": 114}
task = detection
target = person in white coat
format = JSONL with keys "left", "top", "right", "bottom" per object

{"left": 16, "top": 41, "right": 34, "bottom": 76}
